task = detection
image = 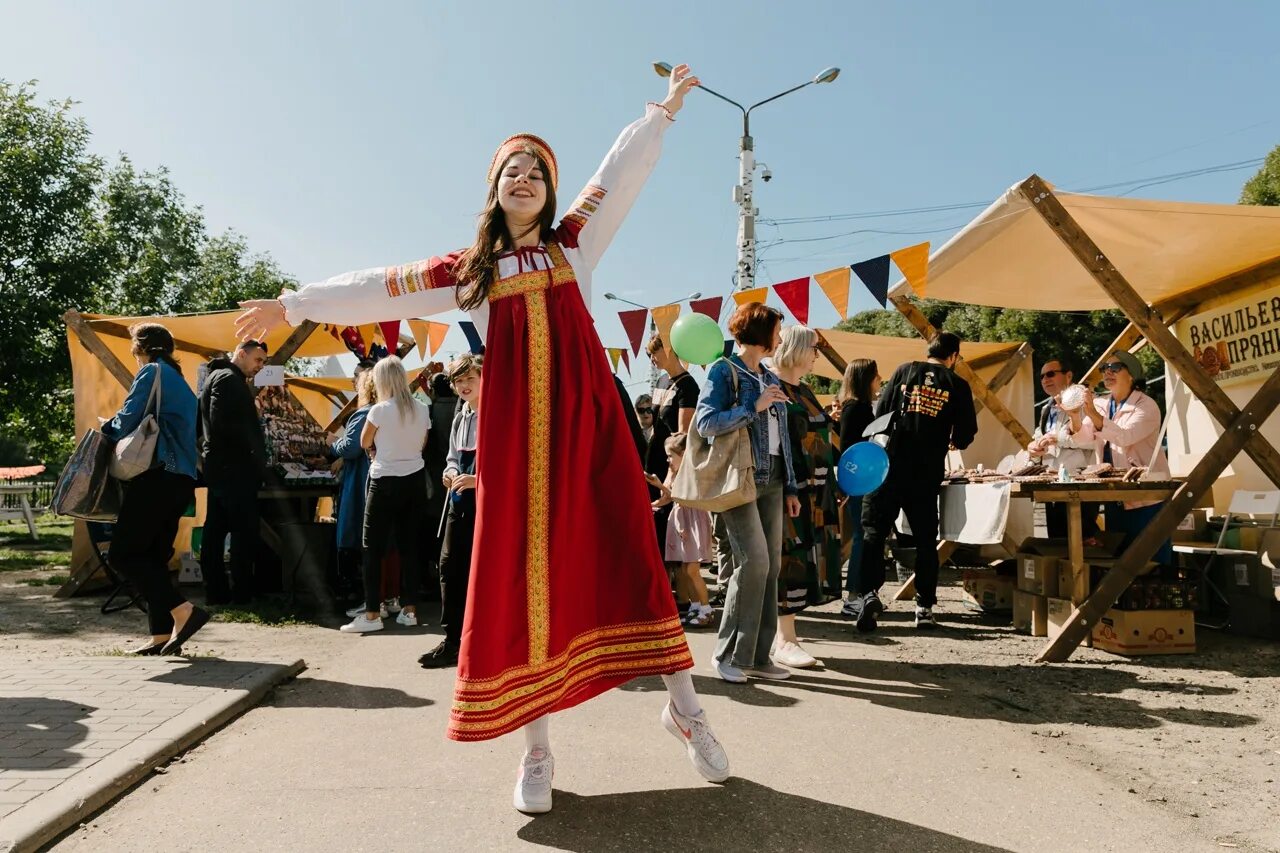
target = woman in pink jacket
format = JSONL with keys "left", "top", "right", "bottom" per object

{"left": 1081, "top": 350, "right": 1173, "bottom": 564}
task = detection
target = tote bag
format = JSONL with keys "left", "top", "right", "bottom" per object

{"left": 52, "top": 430, "right": 122, "bottom": 521}
{"left": 669, "top": 361, "right": 757, "bottom": 512}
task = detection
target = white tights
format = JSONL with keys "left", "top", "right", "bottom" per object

{"left": 522, "top": 670, "right": 702, "bottom": 753}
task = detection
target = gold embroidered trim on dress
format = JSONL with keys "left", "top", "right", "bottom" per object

{"left": 524, "top": 286, "right": 553, "bottom": 664}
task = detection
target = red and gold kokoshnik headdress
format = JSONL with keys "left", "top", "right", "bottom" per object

{"left": 487, "top": 134, "right": 559, "bottom": 190}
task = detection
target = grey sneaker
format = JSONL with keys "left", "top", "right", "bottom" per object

{"left": 744, "top": 662, "right": 791, "bottom": 681}
{"left": 914, "top": 606, "right": 937, "bottom": 630}
{"left": 713, "top": 660, "right": 748, "bottom": 683}
{"left": 513, "top": 748, "right": 553, "bottom": 814}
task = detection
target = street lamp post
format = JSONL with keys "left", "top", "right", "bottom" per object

{"left": 654, "top": 62, "right": 840, "bottom": 292}
{"left": 604, "top": 291, "right": 702, "bottom": 390}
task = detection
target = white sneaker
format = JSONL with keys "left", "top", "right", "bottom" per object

{"left": 513, "top": 748, "right": 553, "bottom": 814}
{"left": 772, "top": 640, "right": 818, "bottom": 669}
{"left": 339, "top": 614, "right": 384, "bottom": 634}
{"left": 662, "top": 702, "right": 730, "bottom": 783}
{"left": 395, "top": 610, "right": 418, "bottom": 627}
{"left": 384, "top": 598, "right": 402, "bottom": 615}
{"left": 345, "top": 603, "right": 388, "bottom": 619}
{"left": 744, "top": 662, "right": 790, "bottom": 680}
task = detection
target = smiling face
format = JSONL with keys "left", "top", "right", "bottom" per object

{"left": 452, "top": 369, "right": 482, "bottom": 405}
{"left": 1102, "top": 361, "right": 1134, "bottom": 399}
{"left": 1039, "top": 360, "right": 1072, "bottom": 397}
{"left": 496, "top": 152, "right": 548, "bottom": 226}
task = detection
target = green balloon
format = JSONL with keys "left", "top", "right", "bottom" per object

{"left": 670, "top": 313, "right": 724, "bottom": 365}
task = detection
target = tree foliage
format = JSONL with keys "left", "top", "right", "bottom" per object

{"left": 0, "top": 80, "right": 295, "bottom": 466}
{"left": 1240, "top": 144, "right": 1280, "bottom": 207}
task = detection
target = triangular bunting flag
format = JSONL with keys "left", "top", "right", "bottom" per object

{"left": 690, "top": 296, "right": 724, "bottom": 321}
{"left": 427, "top": 321, "right": 448, "bottom": 357}
{"left": 379, "top": 321, "right": 402, "bottom": 354}
{"left": 773, "top": 277, "right": 811, "bottom": 325}
{"left": 851, "top": 255, "right": 891, "bottom": 307}
{"left": 355, "top": 324, "right": 377, "bottom": 358}
{"left": 606, "top": 347, "right": 622, "bottom": 372}
{"left": 650, "top": 304, "right": 681, "bottom": 348}
{"left": 459, "top": 321, "right": 484, "bottom": 354}
{"left": 814, "top": 267, "right": 852, "bottom": 318}
{"left": 406, "top": 319, "right": 431, "bottom": 360}
{"left": 620, "top": 349, "right": 631, "bottom": 373}
{"left": 890, "top": 241, "right": 931, "bottom": 298}
{"left": 723, "top": 340, "right": 735, "bottom": 359}
{"left": 732, "top": 287, "right": 769, "bottom": 307}
{"left": 619, "top": 309, "right": 649, "bottom": 356}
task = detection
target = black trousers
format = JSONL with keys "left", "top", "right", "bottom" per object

{"left": 856, "top": 473, "right": 943, "bottom": 607}
{"left": 437, "top": 492, "right": 476, "bottom": 646}
{"left": 362, "top": 469, "right": 428, "bottom": 612}
{"left": 202, "top": 481, "right": 261, "bottom": 603}
{"left": 1045, "top": 501, "right": 1101, "bottom": 539}
{"left": 110, "top": 469, "right": 194, "bottom": 635}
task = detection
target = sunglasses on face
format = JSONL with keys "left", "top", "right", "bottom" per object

{"left": 1100, "top": 362, "right": 1128, "bottom": 373}
{"left": 636, "top": 407, "right": 653, "bottom": 415}
{"left": 1040, "top": 369, "right": 1062, "bottom": 379}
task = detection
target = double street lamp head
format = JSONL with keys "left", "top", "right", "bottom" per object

{"left": 652, "top": 61, "right": 840, "bottom": 86}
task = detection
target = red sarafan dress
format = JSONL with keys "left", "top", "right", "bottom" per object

{"left": 279, "top": 104, "right": 691, "bottom": 742}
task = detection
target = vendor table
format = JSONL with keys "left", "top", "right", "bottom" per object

{"left": 892, "top": 482, "right": 1033, "bottom": 601}
{"left": 1007, "top": 480, "right": 1180, "bottom": 617}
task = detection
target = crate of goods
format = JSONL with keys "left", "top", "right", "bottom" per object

{"left": 1091, "top": 609, "right": 1195, "bottom": 656}
{"left": 962, "top": 570, "right": 1014, "bottom": 613}
{"left": 1046, "top": 597, "right": 1073, "bottom": 640}
{"left": 1013, "top": 590, "right": 1048, "bottom": 636}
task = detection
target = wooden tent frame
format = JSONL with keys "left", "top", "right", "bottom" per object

{"left": 1007, "top": 175, "right": 1280, "bottom": 661}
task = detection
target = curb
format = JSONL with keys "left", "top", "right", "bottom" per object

{"left": 0, "top": 658, "right": 306, "bottom": 853}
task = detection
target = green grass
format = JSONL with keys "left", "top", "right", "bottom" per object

{"left": 20, "top": 574, "right": 68, "bottom": 587}
{"left": 0, "top": 515, "right": 74, "bottom": 574}
{"left": 211, "top": 597, "right": 313, "bottom": 627}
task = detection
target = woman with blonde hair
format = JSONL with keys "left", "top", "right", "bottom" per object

{"left": 235, "top": 65, "right": 728, "bottom": 813}
{"left": 769, "top": 325, "right": 840, "bottom": 669}
{"left": 340, "top": 356, "right": 431, "bottom": 634}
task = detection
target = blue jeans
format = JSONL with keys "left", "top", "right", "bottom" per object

{"left": 715, "top": 459, "right": 785, "bottom": 669}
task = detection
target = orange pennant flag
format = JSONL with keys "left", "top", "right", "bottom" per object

{"left": 814, "top": 267, "right": 851, "bottom": 319}
{"left": 732, "top": 287, "right": 769, "bottom": 307}
{"left": 650, "top": 304, "right": 681, "bottom": 348}
{"left": 356, "top": 323, "right": 377, "bottom": 356}
{"left": 606, "top": 348, "right": 623, "bottom": 372}
{"left": 427, "top": 321, "right": 449, "bottom": 357}
{"left": 890, "top": 241, "right": 931, "bottom": 298}
{"left": 406, "top": 319, "right": 431, "bottom": 360}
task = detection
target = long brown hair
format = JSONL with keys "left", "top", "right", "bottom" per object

{"left": 129, "top": 322, "right": 183, "bottom": 376}
{"left": 838, "top": 358, "right": 877, "bottom": 405}
{"left": 453, "top": 149, "right": 558, "bottom": 311}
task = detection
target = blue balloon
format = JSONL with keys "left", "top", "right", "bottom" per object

{"left": 837, "top": 441, "right": 890, "bottom": 497}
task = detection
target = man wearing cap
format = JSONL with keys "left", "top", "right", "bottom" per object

{"left": 1080, "top": 350, "right": 1173, "bottom": 564}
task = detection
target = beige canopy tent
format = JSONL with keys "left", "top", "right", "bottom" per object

{"left": 886, "top": 175, "right": 1280, "bottom": 662}
{"left": 812, "top": 329, "right": 1035, "bottom": 469}
{"left": 60, "top": 311, "right": 425, "bottom": 597}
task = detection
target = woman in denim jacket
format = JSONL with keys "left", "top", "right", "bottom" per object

{"left": 694, "top": 303, "right": 800, "bottom": 683}
{"left": 100, "top": 323, "right": 209, "bottom": 655}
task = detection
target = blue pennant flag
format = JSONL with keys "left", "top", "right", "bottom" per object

{"left": 459, "top": 321, "right": 484, "bottom": 354}
{"left": 723, "top": 339, "right": 735, "bottom": 359}
{"left": 851, "top": 254, "right": 891, "bottom": 307}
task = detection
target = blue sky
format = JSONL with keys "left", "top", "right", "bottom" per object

{"left": 4, "top": 1, "right": 1279, "bottom": 383}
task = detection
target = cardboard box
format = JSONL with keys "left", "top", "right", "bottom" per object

{"left": 1046, "top": 597, "right": 1073, "bottom": 641}
{"left": 1092, "top": 609, "right": 1196, "bottom": 656}
{"left": 1224, "top": 526, "right": 1264, "bottom": 552}
{"left": 962, "top": 571, "right": 1014, "bottom": 613}
{"left": 1017, "top": 553, "right": 1060, "bottom": 597}
{"left": 1013, "top": 590, "right": 1048, "bottom": 636}
{"left": 1171, "top": 509, "right": 1209, "bottom": 543}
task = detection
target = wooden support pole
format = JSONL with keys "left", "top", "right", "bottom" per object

{"left": 1037, "top": 365, "right": 1280, "bottom": 661}
{"left": 1018, "top": 174, "right": 1280, "bottom": 491}
{"left": 1081, "top": 323, "right": 1144, "bottom": 389}
{"left": 90, "top": 320, "right": 226, "bottom": 360}
{"left": 816, "top": 330, "right": 847, "bottom": 377}
{"left": 973, "top": 342, "right": 1032, "bottom": 417}
{"left": 266, "top": 320, "right": 319, "bottom": 366}
{"left": 890, "top": 295, "right": 1035, "bottom": 448}
{"left": 63, "top": 311, "right": 135, "bottom": 390}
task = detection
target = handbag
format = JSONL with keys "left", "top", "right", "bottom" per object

{"left": 52, "top": 429, "right": 122, "bottom": 521}
{"left": 670, "top": 360, "right": 757, "bottom": 512}
{"left": 863, "top": 363, "right": 915, "bottom": 456}
{"left": 109, "top": 364, "right": 164, "bottom": 481}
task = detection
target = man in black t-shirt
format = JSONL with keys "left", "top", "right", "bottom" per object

{"left": 647, "top": 335, "right": 700, "bottom": 435}
{"left": 849, "top": 332, "right": 978, "bottom": 632}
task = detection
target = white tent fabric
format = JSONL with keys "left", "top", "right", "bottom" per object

{"left": 890, "top": 179, "right": 1280, "bottom": 310}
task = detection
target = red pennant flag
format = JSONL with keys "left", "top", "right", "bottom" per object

{"left": 690, "top": 296, "right": 723, "bottom": 321}
{"left": 619, "top": 309, "right": 649, "bottom": 356}
{"left": 379, "top": 321, "right": 402, "bottom": 354}
{"left": 773, "top": 277, "right": 811, "bottom": 325}
{"left": 620, "top": 349, "right": 631, "bottom": 373}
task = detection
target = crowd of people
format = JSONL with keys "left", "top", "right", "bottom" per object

{"left": 93, "top": 61, "right": 1174, "bottom": 817}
